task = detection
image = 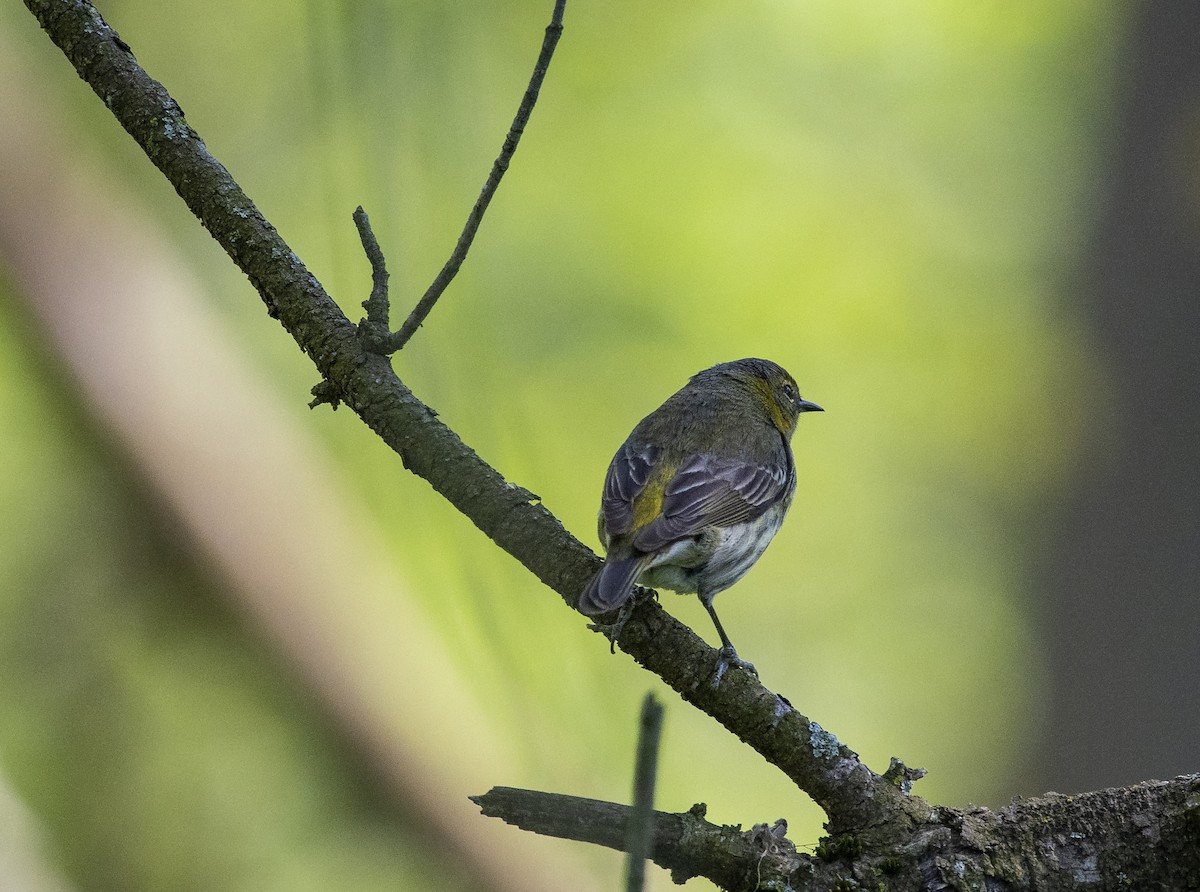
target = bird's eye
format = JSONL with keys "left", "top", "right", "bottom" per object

{"left": 782, "top": 383, "right": 795, "bottom": 399}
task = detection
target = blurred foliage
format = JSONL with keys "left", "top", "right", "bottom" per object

{"left": 0, "top": 0, "right": 1126, "bottom": 889}
{"left": 0, "top": 293, "right": 475, "bottom": 891}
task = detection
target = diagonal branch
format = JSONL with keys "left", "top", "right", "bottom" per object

{"left": 22, "top": 0, "right": 927, "bottom": 842}
{"left": 385, "top": 0, "right": 567, "bottom": 352}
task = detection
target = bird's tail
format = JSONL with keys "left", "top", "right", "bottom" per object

{"left": 578, "top": 555, "right": 646, "bottom": 616}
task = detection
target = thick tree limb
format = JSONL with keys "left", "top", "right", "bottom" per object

{"left": 475, "top": 777, "right": 1200, "bottom": 891}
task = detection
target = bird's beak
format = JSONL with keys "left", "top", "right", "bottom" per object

{"left": 797, "top": 399, "right": 823, "bottom": 413}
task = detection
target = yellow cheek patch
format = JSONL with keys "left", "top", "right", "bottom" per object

{"left": 751, "top": 376, "right": 793, "bottom": 435}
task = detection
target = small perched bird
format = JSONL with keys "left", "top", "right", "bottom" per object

{"left": 578, "top": 358, "right": 822, "bottom": 684}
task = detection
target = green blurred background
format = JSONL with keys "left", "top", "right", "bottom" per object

{"left": 2, "top": 1, "right": 1199, "bottom": 890}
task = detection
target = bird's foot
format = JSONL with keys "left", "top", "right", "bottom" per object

{"left": 587, "top": 599, "right": 637, "bottom": 653}
{"left": 711, "top": 645, "right": 757, "bottom": 689}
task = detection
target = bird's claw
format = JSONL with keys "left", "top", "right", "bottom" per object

{"left": 586, "top": 599, "right": 637, "bottom": 653}
{"left": 711, "top": 645, "right": 757, "bottom": 688}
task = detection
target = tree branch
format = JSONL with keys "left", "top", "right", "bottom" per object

{"left": 355, "top": 205, "right": 390, "bottom": 328}
{"left": 471, "top": 787, "right": 798, "bottom": 890}
{"left": 385, "top": 0, "right": 567, "bottom": 352}
{"left": 475, "top": 777, "right": 1200, "bottom": 891}
{"left": 23, "top": 0, "right": 589, "bottom": 588}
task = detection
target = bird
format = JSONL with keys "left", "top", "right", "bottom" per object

{"left": 578, "top": 358, "right": 822, "bottom": 684}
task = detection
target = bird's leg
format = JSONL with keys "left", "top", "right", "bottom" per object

{"left": 700, "top": 594, "right": 757, "bottom": 688}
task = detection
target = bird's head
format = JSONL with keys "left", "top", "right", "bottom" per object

{"left": 701, "top": 358, "right": 823, "bottom": 437}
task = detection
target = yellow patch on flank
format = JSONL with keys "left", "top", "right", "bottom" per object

{"left": 631, "top": 463, "right": 674, "bottom": 531}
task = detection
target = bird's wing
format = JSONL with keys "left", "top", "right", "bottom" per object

{"left": 631, "top": 451, "right": 791, "bottom": 553}
{"left": 599, "top": 441, "right": 659, "bottom": 538}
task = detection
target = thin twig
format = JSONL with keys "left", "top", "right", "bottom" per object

{"left": 354, "top": 205, "right": 390, "bottom": 326}
{"left": 626, "top": 693, "right": 664, "bottom": 892}
{"left": 387, "top": 0, "right": 567, "bottom": 352}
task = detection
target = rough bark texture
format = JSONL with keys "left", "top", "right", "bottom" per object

{"left": 475, "top": 777, "right": 1200, "bottom": 891}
